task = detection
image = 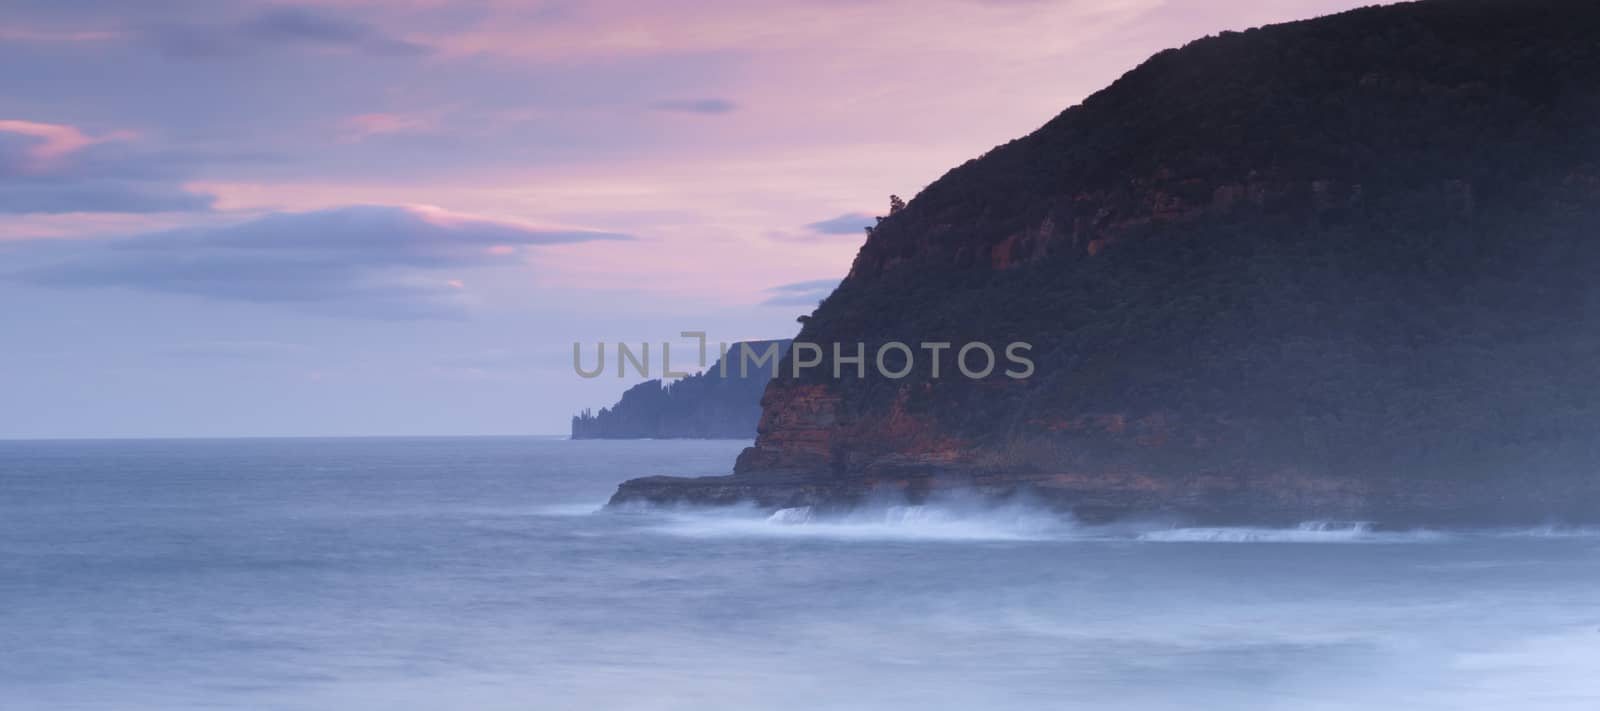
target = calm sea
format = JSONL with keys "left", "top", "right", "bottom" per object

{"left": 2, "top": 437, "right": 1597, "bottom": 710}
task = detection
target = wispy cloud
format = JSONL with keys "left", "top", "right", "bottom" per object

{"left": 13, "top": 204, "right": 634, "bottom": 319}
{"left": 340, "top": 112, "right": 437, "bottom": 141}
{"left": 764, "top": 212, "right": 877, "bottom": 244}
{"left": 0, "top": 181, "right": 216, "bottom": 215}
{"left": 0, "top": 119, "right": 216, "bottom": 214}
{"left": 649, "top": 98, "right": 737, "bottom": 115}
{"left": 143, "top": 6, "right": 430, "bottom": 59}
{"left": 762, "top": 277, "right": 839, "bottom": 307}
{"left": 0, "top": 120, "right": 131, "bottom": 173}
{"left": 804, "top": 212, "right": 875, "bottom": 235}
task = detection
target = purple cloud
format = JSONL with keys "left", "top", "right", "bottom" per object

{"left": 649, "top": 98, "right": 737, "bottom": 115}
{"left": 144, "top": 6, "right": 430, "bottom": 59}
{"left": 13, "top": 205, "right": 633, "bottom": 319}
{"left": 0, "top": 180, "right": 215, "bottom": 214}
{"left": 762, "top": 278, "right": 839, "bottom": 307}
{"left": 804, "top": 212, "right": 875, "bottom": 235}
{"left": 0, "top": 121, "right": 218, "bottom": 214}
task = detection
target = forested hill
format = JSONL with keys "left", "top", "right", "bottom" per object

{"left": 571, "top": 340, "right": 792, "bottom": 439}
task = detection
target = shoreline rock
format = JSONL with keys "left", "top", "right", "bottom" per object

{"left": 607, "top": 469, "right": 1600, "bottom": 528}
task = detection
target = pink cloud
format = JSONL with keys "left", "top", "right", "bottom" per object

{"left": 10, "top": 0, "right": 1374, "bottom": 304}
{"left": 340, "top": 112, "right": 435, "bottom": 141}
{"left": 0, "top": 213, "right": 190, "bottom": 241}
{"left": 0, "top": 119, "right": 136, "bottom": 173}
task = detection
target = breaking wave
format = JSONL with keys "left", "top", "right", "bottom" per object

{"left": 646, "top": 501, "right": 1074, "bottom": 542}
{"left": 1134, "top": 521, "right": 1446, "bottom": 544}
{"left": 1480, "top": 525, "right": 1600, "bottom": 539}
{"left": 626, "top": 500, "right": 1600, "bottom": 545}
{"left": 531, "top": 503, "right": 607, "bottom": 517}
{"left": 638, "top": 506, "right": 1434, "bottom": 544}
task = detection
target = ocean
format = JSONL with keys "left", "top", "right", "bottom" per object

{"left": 2, "top": 437, "right": 1596, "bottom": 710}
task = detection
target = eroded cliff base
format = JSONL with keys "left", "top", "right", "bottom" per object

{"left": 608, "top": 469, "right": 1600, "bottom": 529}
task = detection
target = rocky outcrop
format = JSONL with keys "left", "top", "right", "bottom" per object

{"left": 612, "top": 468, "right": 1600, "bottom": 526}
{"left": 609, "top": 0, "right": 1600, "bottom": 525}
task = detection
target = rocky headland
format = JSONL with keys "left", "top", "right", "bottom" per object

{"left": 611, "top": 0, "right": 1600, "bottom": 526}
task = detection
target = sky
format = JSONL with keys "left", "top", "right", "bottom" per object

{"left": 0, "top": 0, "right": 1371, "bottom": 439}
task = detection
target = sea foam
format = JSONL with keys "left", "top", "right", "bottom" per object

{"left": 632, "top": 499, "right": 1600, "bottom": 545}
{"left": 649, "top": 502, "right": 1072, "bottom": 542}
{"left": 1134, "top": 521, "right": 1448, "bottom": 544}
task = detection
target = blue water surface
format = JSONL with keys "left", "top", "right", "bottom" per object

{"left": 2, "top": 437, "right": 1597, "bottom": 710}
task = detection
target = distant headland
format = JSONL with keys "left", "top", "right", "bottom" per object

{"left": 572, "top": 340, "right": 791, "bottom": 439}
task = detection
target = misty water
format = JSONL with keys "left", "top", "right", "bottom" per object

{"left": 2, "top": 437, "right": 1597, "bottom": 710}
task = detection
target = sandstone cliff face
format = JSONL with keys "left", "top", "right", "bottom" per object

{"left": 731, "top": 384, "right": 839, "bottom": 474}
{"left": 611, "top": 0, "right": 1600, "bottom": 524}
